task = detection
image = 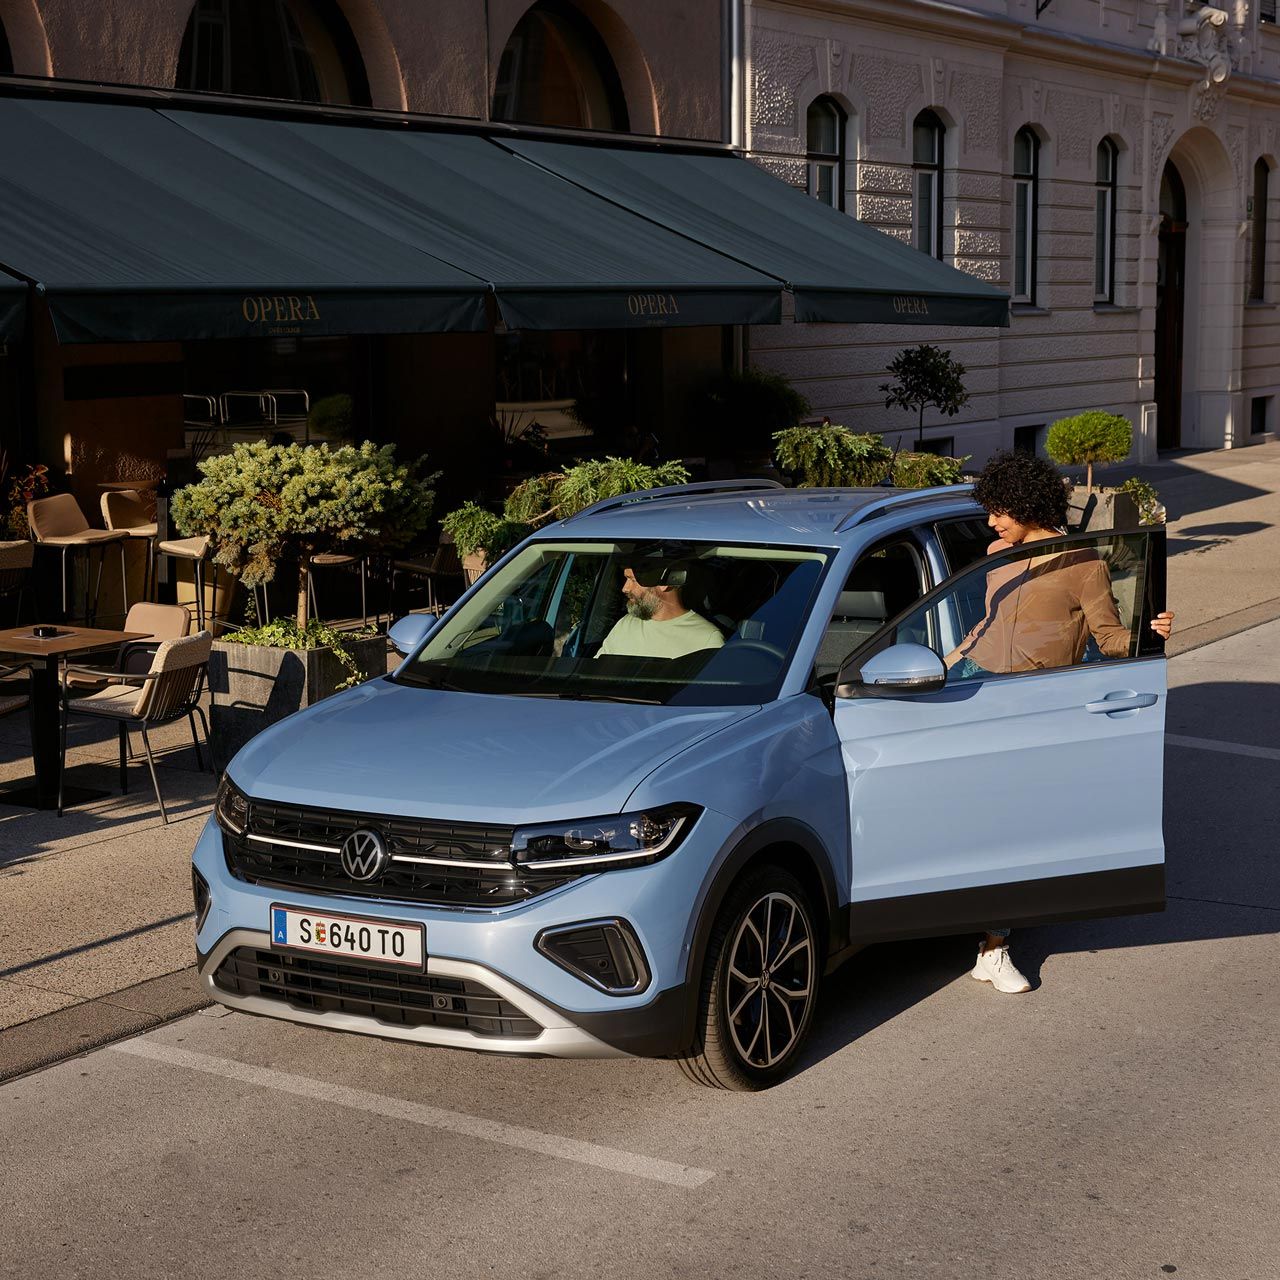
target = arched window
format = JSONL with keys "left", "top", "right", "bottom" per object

{"left": 1251, "top": 158, "right": 1270, "bottom": 302}
{"left": 1095, "top": 139, "right": 1118, "bottom": 303}
{"left": 806, "top": 97, "right": 846, "bottom": 210}
{"left": 493, "top": 1, "right": 629, "bottom": 131}
{"left": 1012, "top": 126, "right": 1039, "bottom": 304}
{"left": 176, "top": 0, "right": 370, "bottom": 106}
{"left": 912, "top": 110, "right": 945, "bottom": 258}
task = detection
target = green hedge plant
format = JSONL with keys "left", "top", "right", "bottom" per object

{"left": 773, "top": 423, "right": 969, "bottom": 489}
{"left": 441, "top": 457, "right": 691, "bottom": 566}
{"left": 1045, "top": 411, "right": 1132, "bottom": 493}
{"left": 172, "top": 440, "right": 436, "bottom": 630}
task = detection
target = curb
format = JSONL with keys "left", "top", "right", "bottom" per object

{"left": 1165, "top": 594, "right": 1280, "bottom": 658}
{"left": 0, "top": 967, "right": 209, "bottom": 1084}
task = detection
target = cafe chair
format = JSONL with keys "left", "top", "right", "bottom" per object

{"left": 58, "top": 630, "right": 213, "bottom": 825}
{"left": 63, "top": 602, "right": 191, "bottom": 693}
{"left": 155, "top": 535, "right": 218, "bottom": 632}
{"left": 0, "top": 660, "right": 29, "bottom": 718}
{"left": 27, "top": 493, "right": 128, "bottom": 625}
{"left": 0, "top": 539, "right": 33, "bottom": 626}
{"left": 391, "top": 534, "right": 463, "bottom": 618}
{"left": 101, "top": 489, "right": 159, "bottom": 605}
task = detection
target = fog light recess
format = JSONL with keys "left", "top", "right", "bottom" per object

{"left": 192, "top": 866, "right": 212, "bottom": 932}
{"left": 535, "top": 919, "right": 651, "bottom": 995}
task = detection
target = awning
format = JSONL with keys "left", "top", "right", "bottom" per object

{"left": 160, "top": 109, "right": 782, "bottom": 331}
{"left": 0, "top": 92, "right": 1005, "bottom": 342}
{"left": 0, "top": 272, "right": 25, "bottom": 340}
{"left": 0, "top": 98, "right": 489, "bottom": 342}
{"left": 504, "top": 139, "right": 1010, "bottom": 328}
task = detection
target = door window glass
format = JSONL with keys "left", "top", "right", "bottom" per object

{"left": 934, "top": 517, "right": 995, "bottom": 574}
{"left": 815, "top": 539, "right": 926, "bottom": 678}
{"left": 854, "top": 532, "right": 1150, "bottom": 682}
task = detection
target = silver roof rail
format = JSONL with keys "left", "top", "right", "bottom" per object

{"left": 834, "top": 483, "right": 977, "bottom": 533}
{"left": 565, "top": 478, "right": 786, "bottom": 523}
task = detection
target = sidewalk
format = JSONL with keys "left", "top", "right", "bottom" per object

{"left": 2, "top": 441, "right": 1277, "bottom": 1081}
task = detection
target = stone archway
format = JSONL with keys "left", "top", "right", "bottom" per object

{"left": 1158, "top": 127, "right": 1243, "bottom": 449}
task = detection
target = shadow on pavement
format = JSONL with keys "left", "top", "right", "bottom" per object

{"left": 1168, "top": 520, "right": 1271, "bottom": 555}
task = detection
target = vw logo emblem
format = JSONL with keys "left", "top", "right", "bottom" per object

{"left": 340, "top": 829, "right": 389, "bottom": 881}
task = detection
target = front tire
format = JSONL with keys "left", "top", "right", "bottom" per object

{"left": 678, "top": 865, "right": 820, "bottom": 1091}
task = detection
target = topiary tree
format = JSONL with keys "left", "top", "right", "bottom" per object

{"left": 880, "top": 344, "right": 969, "bottom": 448}
{"left": 171, "top": 440, "right": 437, "bottom": 630}
{"left": 1045, "top": 411, "right": 1132, "bottom": 493}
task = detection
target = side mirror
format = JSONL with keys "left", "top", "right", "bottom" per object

{"left": 387, "top": 613, "right": 436, "bottom": 657}
{"left": 837, "top": 643, "right": 946, "bottom": 698}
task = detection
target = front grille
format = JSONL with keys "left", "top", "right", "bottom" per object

{"left": 214, "top": 947, "right": 541, "bottom": 1039}
{"left": 223, "top": 799, "right": 577, "bottom": 907}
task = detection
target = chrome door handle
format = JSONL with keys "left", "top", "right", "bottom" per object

{"left": 1085, "top": 692, "right": 1158, "bottom": 714}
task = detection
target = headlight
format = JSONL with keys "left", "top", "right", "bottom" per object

{"left": 214, "top": 776, "right": 250, "bottom": 836}
{"left": 512, "top": 804, "right": 699, "bottom": 872}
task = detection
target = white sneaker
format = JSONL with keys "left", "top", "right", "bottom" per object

{"left": 971, "top": 944, "right": 1032, "bottom": 994}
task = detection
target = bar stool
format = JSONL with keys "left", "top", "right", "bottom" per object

{"left": 27, "top": 494, "right": 128, "bottom": 625}
{"left": 101, "top": 489, "right": 159, "bottom": 604}
{"left": 156, "top": 535, "right": 218, "bottom": 632}
{"left": 307, "top": 551, "right": 370, "bottom": 628}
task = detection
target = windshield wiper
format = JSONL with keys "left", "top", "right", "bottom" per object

{"left": 555, "top": 691, "right": 665, "bottom": 705}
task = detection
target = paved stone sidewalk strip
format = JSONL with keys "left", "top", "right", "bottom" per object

{"left": 1165, "top": 733, "right": 1280, "bottom": 762}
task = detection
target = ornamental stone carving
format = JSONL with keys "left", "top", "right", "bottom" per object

{"left": 1227, "top": 124, "right": 1246, "bottom": 193}
{"left": 1149, "top": 112, "right": 1177, "bottom": 188}
{"left": 751, "top": 27, "right": 818, "bottom": 132}
{"left": 852, "top": 53, "right": 924, "bottom": 145}
{"left": 1047, "top": 89, "right": 1105, "bottom": 165}
{"left": 1152, "top": 2, "right": 1236, "bottom": 90}
{"left": 1123, "top": 101, "right": 1147, "bottom": 171}
{"left": 948, "top": 70, "right": 1001, "bottom": 157}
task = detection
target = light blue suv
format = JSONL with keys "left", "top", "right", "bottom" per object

{"left": 193, "top": 480, "right": 1167, "bottom": 1089}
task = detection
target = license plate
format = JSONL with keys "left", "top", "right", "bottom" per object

{"left": 269, "top": 904, "right": 425, "bottom": 970}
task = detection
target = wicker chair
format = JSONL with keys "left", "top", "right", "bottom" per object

{"left": 101, "top": 489, "right": 159, "bottom": 604}
{"left": 0, "top": 661, "right": 29, "bottom": 719}
{"left": 0, "top": 539, "right": 33, "bottom": 626}
{"left": 59, "top": 630, "right": 213, "bottom": 824}
{"left": 391, "top": 534, "right": 464, "bottom": 617}
{"left": 64, "top": 601, "right": 191, "bottom": 693}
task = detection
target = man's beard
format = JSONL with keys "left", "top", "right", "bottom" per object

{"left": 625, "top": 589, "right": 659, "bottom": 621}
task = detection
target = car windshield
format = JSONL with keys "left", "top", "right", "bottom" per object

{"left": 398, "top": 539, "right": 831, "bottom": 706}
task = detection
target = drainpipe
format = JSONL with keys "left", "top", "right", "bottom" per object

{"left": 725, "top": 0, "right": 744, "bottom": 150}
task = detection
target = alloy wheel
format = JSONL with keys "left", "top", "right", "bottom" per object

{"left": 724, "top": 890, "right": 814, "bottom": 1070}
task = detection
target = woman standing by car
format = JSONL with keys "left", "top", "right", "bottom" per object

{"left": 954, "top": 451, "right": 1176, "bottom": 994}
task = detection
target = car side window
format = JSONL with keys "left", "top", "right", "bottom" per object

{"left": 856, "top": 531, "right": 1153, "bottom": 683}
{"left": 814, "top": 537, "right": 927, "bottom": 679}
{"left": 935, "top": 517, "right": 995, "bottom": 574}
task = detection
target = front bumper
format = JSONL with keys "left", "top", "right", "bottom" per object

{"left": 192, "top": 811, "right": 731, "bottom": 1058}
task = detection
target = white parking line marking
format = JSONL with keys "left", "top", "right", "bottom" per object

{"left": 1166, "top": 733, "right": 1280, "bottom": 762}
{"left": 112, "top": 1039, "right": 714, "bottom": 1189}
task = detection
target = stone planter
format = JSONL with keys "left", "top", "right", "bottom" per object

{"left": 208, "top": 633, "right": 387, "bottom": 771}
{"left": 1068, "top": 486, "right": 1139, "bottom": 533}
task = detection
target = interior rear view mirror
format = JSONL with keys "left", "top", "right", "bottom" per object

{"left": 837, "top": 643, "right": 946, "bottom": 698}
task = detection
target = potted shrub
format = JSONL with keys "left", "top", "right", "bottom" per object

{"left": 880, "top": 344, "right": 970, "bottom": 448}
{"left": 1045, "top": 411, "right": 1136, "bottom": 529}
{"left": 773, "top": 422, "right": 969, "bottom": 489}
{"left": 171, "top": 439, "right": 436, "bottom": 767}
{"left": 441, "top": 456, "right": 690, "bottom": 582}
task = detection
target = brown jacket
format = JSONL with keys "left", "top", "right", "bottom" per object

{"left": 957, "top": 539, "right": 1132, "bottom": 674}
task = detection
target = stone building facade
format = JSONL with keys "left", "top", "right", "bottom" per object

{"left": 745, "top": 0, "right": 1280, "bottom": 462}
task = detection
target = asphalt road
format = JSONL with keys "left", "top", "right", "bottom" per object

{"left": 2, "top": 622, "right": 1277, "bottom": 1280}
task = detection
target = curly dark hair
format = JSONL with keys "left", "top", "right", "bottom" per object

{"left": 973, "top": 450, "right": 1070, "bottom": 531}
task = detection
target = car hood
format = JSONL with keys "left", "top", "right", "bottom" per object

{"left": 228, "top": 677, "right": 759, "bottom": 824}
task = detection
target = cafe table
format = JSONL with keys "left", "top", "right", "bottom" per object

{"left": 0, "top": 624, "right": 150, "bottom": 810}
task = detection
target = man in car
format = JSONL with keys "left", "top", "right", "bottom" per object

{"left": 595, "top": 559, "right": 725, "bottom": 660}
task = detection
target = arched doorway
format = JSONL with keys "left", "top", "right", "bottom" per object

{"left": 1153, "top": 129, "right": 1242, "bottom": 450}
{"left": 492, "top": 0, "right": 629, "bottom": 131}
{"left": 1155, "top": 160, "right": 1187, "bottom": 450}
{"left": 176, "top": 0, "right": 371, "bottom": 106}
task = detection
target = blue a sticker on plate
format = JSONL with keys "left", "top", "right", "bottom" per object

{"left": 272, "top": 907, "right": 288, "bottom": 945}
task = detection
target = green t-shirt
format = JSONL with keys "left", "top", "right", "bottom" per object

{"left": 596, "top": 610, "right": 726, "bottom": 660}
